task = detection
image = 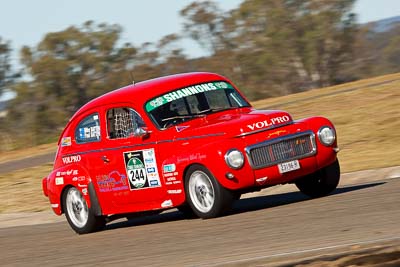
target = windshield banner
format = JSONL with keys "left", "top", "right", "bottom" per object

{"left": 145, "top": 81, "right": 233, "bottom": 112}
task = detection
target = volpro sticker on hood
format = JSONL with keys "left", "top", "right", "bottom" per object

{"left": 247, "top": 115, "right": 291, "bottom": 131}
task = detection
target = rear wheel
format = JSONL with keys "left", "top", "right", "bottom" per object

{"left": 185, "top": 165, "right": 234, "bottom": 218}
{"left": 63, "top": 187, "right": 105, "bottom": 234}
{"left": 295, "top": 159, "right": 340, "bottom": 198}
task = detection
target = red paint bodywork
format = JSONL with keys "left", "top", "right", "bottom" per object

{"left": 42, "top": 72, "right": 338, "bottom": 217}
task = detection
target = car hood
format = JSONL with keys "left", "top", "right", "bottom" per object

{"left": 172, "top": 108, "right": 293, "bottom": 138}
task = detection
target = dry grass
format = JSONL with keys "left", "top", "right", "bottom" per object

{"left": 0, "top": 73, "right": 399, "bottom": 213}
{"left": 253, "top": 72, "right": 400, "bottom": 173}
{"left": 0, "top": 143, "right": 56, "bottom": 164}
{"left": 0, "top": 163, "right": 53, "bottom": 213}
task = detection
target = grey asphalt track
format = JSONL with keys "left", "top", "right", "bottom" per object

{"left": 1, "top": 177, "right": 399, "bottom": 266}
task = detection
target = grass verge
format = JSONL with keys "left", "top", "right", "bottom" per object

{"left": 0, "top": 163, "right": 53, "bottom": 213}
{"left": 253, "top": 72, "right": 400, "bottom": 173}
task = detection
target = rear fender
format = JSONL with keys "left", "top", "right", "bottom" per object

{"left": 46, "top": 164, "right": 94, "bottom": 215}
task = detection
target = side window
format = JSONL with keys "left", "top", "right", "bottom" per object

{"left": 75, "top": 113, "right": 101, "bottom": 144}
{"left": 107, "top": 107, "right": 146, "bottom": 139}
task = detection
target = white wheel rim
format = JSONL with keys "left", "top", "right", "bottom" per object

{"left": 188, "top": 170, "right": 215, "bottom": 213}
{"left": 66, "top": 187, "right": 89, "bottom": 228}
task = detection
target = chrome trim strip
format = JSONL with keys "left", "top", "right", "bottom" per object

{"left": 62, "top": 133, "right": 225, "bottom": 158}
{"left": 245, "top": 131, "right": 317, "bottom": 169}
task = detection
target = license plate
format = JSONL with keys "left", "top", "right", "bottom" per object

{"left": 278, "top": 160, "right": 300, "bottom": 173}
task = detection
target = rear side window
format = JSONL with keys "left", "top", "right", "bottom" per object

{"left": 75, "top": 113, "right": 101, "bottom": 144}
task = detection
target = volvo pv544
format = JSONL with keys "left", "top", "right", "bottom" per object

{"left": 42, "top": 72, "right": 340, "bottom": 234}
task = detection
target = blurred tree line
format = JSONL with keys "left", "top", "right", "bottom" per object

{"left": 0, "top": 0, "right": 400, "bottom": 150}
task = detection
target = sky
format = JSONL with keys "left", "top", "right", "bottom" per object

{"left": 0, "top": 0, "right": 400, "bottom": 100}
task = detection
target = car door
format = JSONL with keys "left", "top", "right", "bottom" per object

{"left": 97, "top": 104, "right": 167, "bottom": 214}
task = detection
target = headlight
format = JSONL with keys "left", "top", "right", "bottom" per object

{"left": 318, "top": 126, "right": 336, "bottom": 146}
{"left": 225, "top": 149, "right": 244, "bottom": 169}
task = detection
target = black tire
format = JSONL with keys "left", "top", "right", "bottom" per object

{"left": 176, "top": 204, "right": 197, "bottom": 219}
{"left": 232, "top": 192, "right": 242, "bottom": 201}
{"left": 62, "top": 187, "right": 105, "bottom": 234}
{"left": 295, "top": 159, "right": 340, "bottom": 198}
{"left": 184, "top": 165, "right": 234, "bottom": 219}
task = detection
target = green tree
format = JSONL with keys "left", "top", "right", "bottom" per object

{"left": 0, "top": 37, "right": 13, "bottom": 97}
{"left": 181, "top": 0, "right": 357, "bottom": 99}
{"left": 380, "top": 25, "right": 400, "bottom": 74}
{"left": 12, "top": 21, "right": 138, "bottom": 144}
{"left": 0, "top": 37, "right": 18, "bottom": 150}
{"left": 180, "top": 1, "right": 227, "bottom": 55}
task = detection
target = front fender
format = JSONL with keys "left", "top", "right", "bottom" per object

{"left": 296, "top": 116, "right": 339, "bottom": 169}
{"left": 169, "top": 138, "right": 254, "bottom": 191}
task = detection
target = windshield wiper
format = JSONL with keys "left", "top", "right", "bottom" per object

{"left": 195, "top": 107, "right": 235, "bottom": 115}
{"left": 161, "top": 114, "right": 205, "bottom": 122}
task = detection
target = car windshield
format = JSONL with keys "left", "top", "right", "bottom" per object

{"left": 145, "top": 81, "right": 251, "bottom": 129}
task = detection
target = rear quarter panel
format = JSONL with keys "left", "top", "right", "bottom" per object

{"left": 46, "top": 164, "right": 92, "bottom": 215}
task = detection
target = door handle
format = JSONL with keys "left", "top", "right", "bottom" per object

{"left": 102, "top": 155, "right": 110, "bottom": 163}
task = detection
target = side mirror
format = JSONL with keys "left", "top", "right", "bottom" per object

{"left": 134, "top": 127, "right": 150, "bottom": 138}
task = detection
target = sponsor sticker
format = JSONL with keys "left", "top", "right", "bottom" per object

{"left": 62, "top": 155, "right": 81, "bottom": 164}
{"left": 79, "top": 126, "right": 100, "bottom": 139}
{"left": 167, "top": 189, "right": 182, "bottom": 194}
{"left": 163, "top": 164, "right": 176, "bottom": 173}
{"left": 247, "top": 116, "right": 291, "bottom": 131}
{"left": 61, "top": 137, "right": 72, "bottom": 147}
{"left": 96, "top": 171, "right": 129, "bottom": 192}
{"left": 123, "top": 148, "right": 161, "bottom": 190}
{"left": 73, "top": 176, "right": 85, "bottom": 182}
{"left": 150, "top": 180, "right": 159, "bottom": 186}
{"left": 55, "top": 177, "right": 64, "bottom": 185}
{"left": 161, "top": 199, "right": 173, "bottom": 208}
{"left": 147, "top": 167, "right": 156, "bottom": 173}
{"left": 176, "top": 126, "right": 189, "bottom": 132}
{"left": 145, "top": 82, "right": 233, "bottom": 112}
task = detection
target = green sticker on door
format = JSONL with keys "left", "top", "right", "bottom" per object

{"left": 123, "top": 148, "right": 161, "bottom": 190}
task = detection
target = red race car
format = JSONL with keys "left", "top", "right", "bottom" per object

{"left": 42, "top": 72, "right": 340, "bottom": 234}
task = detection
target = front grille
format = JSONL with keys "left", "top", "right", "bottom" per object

{"left": 246, "top": 131, "right": 316, "bottom": 169}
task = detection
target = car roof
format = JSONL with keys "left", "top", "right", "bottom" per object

{"left": 70, "top": 72, "right": 228, "bottom": 122}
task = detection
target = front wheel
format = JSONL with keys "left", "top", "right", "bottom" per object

{"left": 185, "top": 165, "right": 234, "bottom": 219}
{"left": 63, "top": 187, "right": 105, "bottom": 234}
{"left": 295, "top": 159, "right": 340, "bottom": 198}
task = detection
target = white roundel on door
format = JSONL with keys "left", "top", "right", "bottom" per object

{"left": 127, "top": 157, "right": 147, "bottom": 188}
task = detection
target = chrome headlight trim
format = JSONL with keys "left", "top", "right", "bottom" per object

{"left": 225, "top": 149, "right": 244, "bottom": 169}
{"left": 318, "top": 126, "right": 336, "bottom": 146}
